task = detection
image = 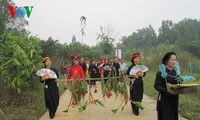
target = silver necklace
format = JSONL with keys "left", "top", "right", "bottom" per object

{"left": 167, "top": 73, "right": 178, "bottom": 78}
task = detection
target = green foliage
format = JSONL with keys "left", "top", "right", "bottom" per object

{"left": 175, "top": 19, "right": 200, "bottom": 57}
{"left": 141, "top": 45, "right": 176, "bottom": 71}
{"left": 0, "top": 0, "right": 13, "bottom": 36}
{"left": 143, "top": 71, "right": 157, "bottom": 99}
{"left": 95, "top": 99, "right": 105, "bottom": 108}
{"left": 80, "top": 16, "right": 87, "bottom": 44}
{"left": 63, "top": 78, "right": 106, "bottom": 113}
{"left": 98, "top": 39, "right": 113, "bottom": 55}
{"left": 121, "top": 18, "right": 200, "bottom": 58}
{"left": 38, "top": 35, "right": 112, "bottom": 69}
{"left": 128, "top": 45, "right": 200, "bottom": 76}
{"left": 0, "top": 33, "right": 43, "bottom": 94}
{"left": 121, "top": 25, "right": 157, "bottom": 49}
{"left": 96, "top": 25, "right": 115, "bottom": 55}
{"left": 158, "top": 20, "right": 177, "bottom": 44}
{"left": 39, "top": 37, "right": 59, "bottom": 57}
{"left": 0, "top": 79, "right": 66, "bottom": 120}
{"left": 179, "top": 94, "right": 200, "bottom": 120}
{"left": 111, "top": 108, "right": 118, "bottom": 113}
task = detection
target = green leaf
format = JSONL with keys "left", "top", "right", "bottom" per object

{"left": 78, "top": 107, "right": 85, "bottom": 112}
{"left": 2, "top": 59, "right": 13, "bottom": 67}
{"left": 83, "top": 100, "right": 88, "bottom": 107}
{"left": 11, "top": 78, "right": 16, "bottom": 88}
{"left": 134, "top": 102, "right": 145, "bottom": 110}
{"left": 111, "top": 108, "right": 118, "bottom": 113}
{"left": 63, "top": 109, "right": 69, "bottom": 113}
{"left": 17, "top": 88, "right": 21, "bottom": 94}
{"left": 17, "top": 78, "right": 21, "bottom": 87}
{"left": 13, "top": 58, "right": 21, "bottom": 66}
{"left": 0, "top": 108, "right": 5, "bottom": 115}
{"left": 95, "top": 99, "right": 105, "bottom": 108}
{"left": 121, "top": 106, "right": 125, "bottom": 111}
{"left": 0, "top": 33, "right": 43, "bottom": 94}
{"left": 72, "top": 89, "right": 79, "bottom": 94}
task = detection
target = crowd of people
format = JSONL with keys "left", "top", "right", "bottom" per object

{"left": 40, "top": 52, "right": 181, "bottom": 120}
{"left": 61, "top": 56, "right": 127, "bottom": 93}
{"left": 60, "top": 57, "right": 127, "bottom": 81}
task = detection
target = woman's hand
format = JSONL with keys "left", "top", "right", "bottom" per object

{"left": 55, "top": 78, "right": 58, "bottom": 82}
{"left": 167, "top": 88, "right": 178, "bottom": 95}
{"left": 136, "top": 71, "right": 144, "bottom": 77}
{"left": 41, "top": 74, "right": 50, "bottom": 81}
{"left": 41, "top": 76, "right": 46, "bottom": 81}
{"left": 138, "top": 73, "right": 144, "bottom": 77}
{"left": 134, "top": 75, "right": 139, "bottom": 79}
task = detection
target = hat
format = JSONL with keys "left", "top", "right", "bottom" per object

{"left": 132, "top": 53, "right": 140, "bottom": 59}
{"left": 68, "top": 53, "right": 81, "bottom": 61}
{"left": 42, "top": 56, "right": 50, "bottom": 63}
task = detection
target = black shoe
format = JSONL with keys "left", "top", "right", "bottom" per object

{"left": 94, "top": 89, "right": 97, "bottom": 93}
{"left": 132, "top": 110, "right": 139, "bottom": 116}
{"left": 50, "top": 113, "right": 55, "bottom": 119}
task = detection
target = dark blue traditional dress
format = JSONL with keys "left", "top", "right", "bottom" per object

{"left": 126, "top": 64, "right": 145, "bottom": 115}
{"left": 111, "top": 61, "right": 120, "bottom": 77}
{"left": 89, "top": 64, "right": 99, "bottom": 86}
{"left": 103, "top": 63, "right": 110, "bottom": 84}
{"left": 80, "top": 62, "right": 87, "bottom": 74}
{"left": 154, "top": 68, "right": 179, "bottom": 120}
{"left": 40, "top": 68, "right": 59, "bottom": 118}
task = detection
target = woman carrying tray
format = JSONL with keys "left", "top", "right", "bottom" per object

{"left": 154, "top": 52, "right": 180, "bottom": 120}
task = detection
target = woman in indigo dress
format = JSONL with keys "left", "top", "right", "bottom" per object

{"left": 126, "top": 53, "right": 145, "bottom": 116}
{"left": 154, "top": 52, "right": 180, "bottom": 120}
{"left": 40, "top": 56, "right": 59, "bottom": 119}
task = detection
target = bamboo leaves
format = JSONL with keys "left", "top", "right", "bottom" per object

{"left": 63, "top": 74, "right": 137, "bottom": 114}
{"left": 80, "top": 16, "right": 86, "bottom": 44}
{"left": 111, "top": 109, "right": 118, "bottom": 113}
{"left": 0, "top": 108, "right": 8, "bottom": 120}
{"left": 95, "top": 99, "right": 105, "bottom": 108}
{"left": 0, "top": 33, "right": 43, "bottom": 94}
{"left": 64, "top": 77, "right": 107, "bottom": 113}
{"left": 96, "top": 25, "right": 115, "bottom": 55}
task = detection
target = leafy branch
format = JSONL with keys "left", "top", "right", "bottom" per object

{"left": 80, "top": 16, "right": 86, "bottom": 44}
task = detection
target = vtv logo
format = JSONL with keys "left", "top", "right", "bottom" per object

{"left": 8, "top": 6, "right": 34, "bottom": 18}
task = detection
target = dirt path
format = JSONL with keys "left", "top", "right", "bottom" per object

{"left": 39, "top": 84, "right": 187, "bottom": 120}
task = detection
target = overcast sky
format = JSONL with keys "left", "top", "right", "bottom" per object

{"left": 13, "top": 0, "right": 200, "bottom": 46}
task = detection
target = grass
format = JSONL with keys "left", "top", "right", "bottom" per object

{"left": 179, "top": 92, "right": 200, "bottom": 119}
{"left": 0, "top": 79, "right": 66, "bottom": 120}
{"left": 143, "top": 71, "right": 158, "bottom": 99}
{"left": 0, "top": 87, "right": 46, "bottom": 120}
{"left": 143, "top": 71, "right": 200, "bottom": 120}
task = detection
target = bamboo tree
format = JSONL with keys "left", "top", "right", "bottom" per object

{"left": 96, "top": 25, "right": 115, "bottom": 55}
{"left": 80, "top": 16, "right": 86, "bottom": 44}
{"left": 0, "top": 33, "right": 43, "bottom": 94}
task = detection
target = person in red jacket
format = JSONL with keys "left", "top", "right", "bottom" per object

{"left": 64, "top": 53, "right": 84, "bottom": 86}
